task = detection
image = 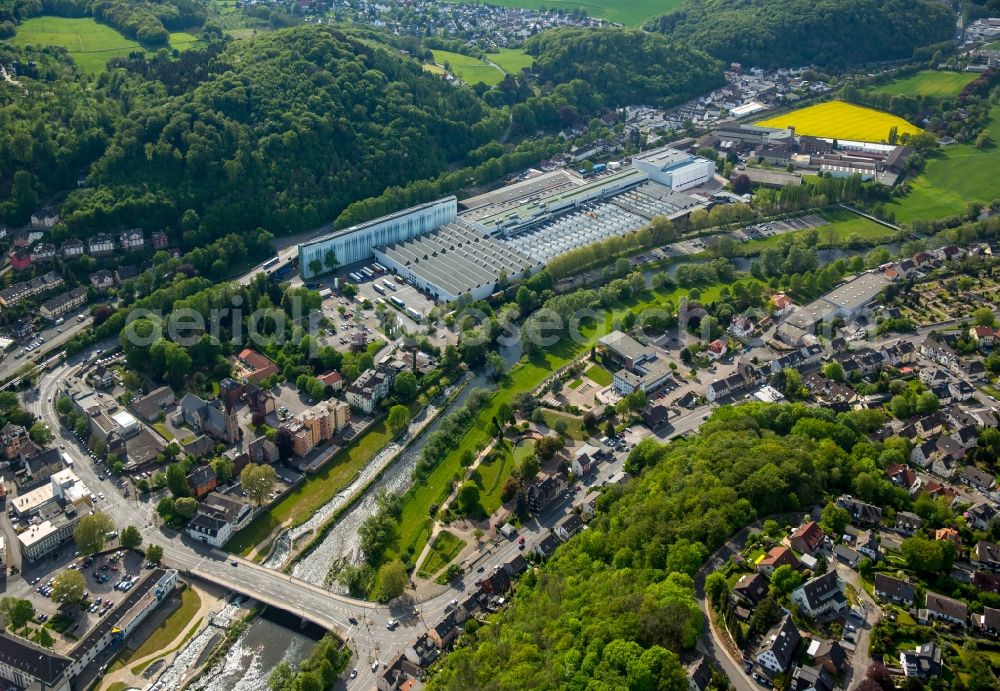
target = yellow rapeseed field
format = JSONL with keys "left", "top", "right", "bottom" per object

{"left": 755, "top": 100, "right": 922, "bottom": 143}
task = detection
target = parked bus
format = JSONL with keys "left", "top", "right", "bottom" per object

{"left": 262, "top": 257, "right": 279, "bottom": 269}
{"left": 61, "top": 451, "right": 74, "bottom": 468}
{"left": 389, "top": 295, "right": 405, "bottom": 308}
{"left": 372, "top": 263, "right": 386, "bottom": 274}
{"left": 348, "top": 272, "right": 363, "bottom": 282}
{"left": 361, "top": 267, "right": 374, "bottom": 278}
{"left": 381, "top": 280, "right": 395, "bottom": 292}
{"left": 405, "top": 307, "right": 422, "bottom": 322}
{"left": 373, "top": 284, "right": 385, "bottom": 295}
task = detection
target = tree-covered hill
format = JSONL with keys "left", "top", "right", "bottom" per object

{"left": 523, "top": 27, "right": 724, "bottom": 109}
{"left": 429, "top": 402, "right": 893, "bottom": 689}
{"left": 646, "top": 0, "right": 955, "bottom": 69}
{"left": 59, "top": 26, "right": 506, "bottom": 246}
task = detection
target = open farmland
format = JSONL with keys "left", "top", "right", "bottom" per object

{"left": 13, "top": 17, "right": 202, "bottom": 74}
{"left": 756, "top": 100, "right": 921, "bottom": 143}
{"left": 431, "top": 49, "right": 505, "bottom": 86}
{"left": 440, "top": 0, "right": 678, "bottom": 26}
{"left": 869, "top": 70, "right": 977, "bottom": 98}
{"left": 890, "top": 104, "right": 1000, "bottom": 222}
{"left": 488, "top": 48, "right": 534, "bottom": 75}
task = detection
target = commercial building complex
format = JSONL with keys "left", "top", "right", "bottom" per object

{"left": 631, "top": 146, "right": 716, "bottom": 191}
{"left": 12, "top": 469, "right": 91, "bottom": 562}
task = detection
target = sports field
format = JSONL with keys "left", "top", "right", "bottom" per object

{"left": 891, "top": 104, "right": 1000, "bottom": 223}
{"left": 756, "top": 101, "right": 921, "bottom": 143}
{"left": 431, "top": 49, "right": 505, "bottom": 86}
{"left": 870, "top": 70, "right": 976, "bottom": 98}
{"left": 13, "top": 17, "right": 202, "bottom": 74}
{"left": 441, "top": 0, "right": 677, "bottom": 25}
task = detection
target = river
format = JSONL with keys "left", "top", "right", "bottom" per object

{"left": 291, "top": 340, "right": 522, "bottom": 590}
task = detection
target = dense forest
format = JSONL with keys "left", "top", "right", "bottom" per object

{"left": 523, "top": 28, "right": 724, "bottom": 109}
{"left": 56, "top": 26, "right": 505, "bottom": 246}
{"left": 429, "top": 402, "right": 890, "bottom": 689}
{"left": 646, "top": 0, "right": 955, "bottom": 68}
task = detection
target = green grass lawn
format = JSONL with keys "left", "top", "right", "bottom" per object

{"left": 431, "top": 49, "right": 505, "bottom": 86}
{"left": 225, "top": 418, "right": 397, "bottom": 556}
{"left": 113, "top": 585, "right": 200, "bottom": 673}
{"left": 869, "top": 70, "right": 976, "bottom": 98}
{"left": 583, "top": 364, "right": 613, "bottom": 386}
{"left": 891, "top": 105, "right": 1000, "bottom": 223}
{"left": 986, "top": 40, "right": 1000, "bottom": 51}
{"left": 541, "top": 410, "right": 586, "bottom": 440}
{"left": 741, "top": 209, "right": 895, "bottom": 255}
{"left": 13, "top": 17, "right": 202, "bottom": 74}
{"left": 417, "top": 530, "right": 466, "bottom": 579}
{"left": 152, "top": 422, "right": 174, "bottom": 441}
{"left": 441, "top": 0, "right": 679, "bottom": 25}
{"left": 568, "top": 378, "right": 582, "bottom": 389}
{"left": 488, "top": 48, "right": 534, "bottom": 75}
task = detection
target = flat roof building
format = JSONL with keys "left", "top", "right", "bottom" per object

{"left": 632, "top": 146, "right": 716, "bottom": 191}
{"left": 374, "top": 219, "right": 540, "bottom": 303}
{"left": 298, "top": 197, "right": 457, "bottom": 279}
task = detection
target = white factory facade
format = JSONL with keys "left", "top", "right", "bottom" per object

{"left": 298, "top": 196, "right": 457, "bottom": 279}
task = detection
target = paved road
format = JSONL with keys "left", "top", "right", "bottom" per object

{"left": 0, "top": 309, "right": 92, "bottom": 384}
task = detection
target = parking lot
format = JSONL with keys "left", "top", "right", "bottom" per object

{"left": 22, "top": 550, "right": 148, "bottom": 653}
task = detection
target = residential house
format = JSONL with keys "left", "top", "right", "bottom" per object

{"left": 974, "top": 541, "right": 1000, "bottom": 571}
{"left": 855, "top": 530, "right": 880, "bottom": 561}
{"left": 185, "top": 504, "right": 233, "bottom": 548}
{"left": 789, "top": 665, "right": 833, "bottom": 691}
{"left": 527, "top": 474, "right": 565, "bottom": 514}
{"left": 771, "top": 293, "right": 795, "bottom": 316}
{"left": 119, "top": 229, "right": 144, "bottom": 252}
{"left": 115, "top": 265, "right": 138, "bottom": 284}
{"left": 89, "top": 270, "right": 115, "bottom": 292}
{"left": 792, "top": 571, "right": 847, "bottom": 619}
{"left": 376, "top": 655, "right": 422, "bottom": 691}
{"left": 950, "top": 380, "right": 976, "bottom": 401}
{"left": 181, "top": 434, "right": 215, "bottom": 459}
{"left": 788, "top": 521, "right": 824, "bottom": 555}
{"left": 218, "top": 378, "right": 244, "bottom": 408}
{"left": 874, "top": 573, "right": 915, "bottom": 606}
{"left": 187, "top": 465, "right": 217, "bottom": 499}
{"left": 896, "top": 511, "right": 923, "bottom": 535}
{"left": 965, "top": 503, "right": 998, "bottom": 532}
{"left": 833, "top": 544, "right": 861, "bottom": 568}
{"left": 40, "top": 288, "right": 87, "bottom": 321}
{"left": 916, "top": 412, "right": 947, "bottom": 438}
{"left": 246, "top": 385, "right": 276, "bottom": 418}
{"left": 152, "top": 230, "right": 170, "bottom": 249}
{"left": 248, "top": 436, "right": 280, "bottom": 465}
{"left": 757, "top": 546, "right": 799, "bottom": 576}
{"left": 836, "top": 495, "right": 882, "bottom": 527}
{"left": 555, "top": 513, "right": 583, "bottom": 541}
{"left": 952, "top": 424, "right": 979, "bottom": 450}
{"left": 345, "top": 364, "right": 397, "bottom": 413}
{"left": 923, "top": 480, "right": 961, "bottom": 507}
{"left": 728, "top": 316, "right": 755, "bottom": 339}
{"left": 88, "top": 233, "right": 115, "bottom": 256}
{"left": 30, "top": 208, "right": 59, "bottom": 228}
{"left": 920, "top": 336, "right": 958, "bottom": 369}
{"left": 686, "top": 657, "right": 712, "bottom": 691}
{"left": 403, "top": 633, "right": 439, "bottom": 667}
{"left": 910, "top": 439, "right": 938, "bottom": 468}
{"left": 885, "top": 464, "right": 922, "bottom": 495}
{"left": 921, "top": 592, "right": 967, "bottom": 627}
{"left": 318, "top": 371, "right": 344, "bottom": 392}
{"left": 572, "top": 444, "right": 601, "bottom": 477}
{"left": 60, "top": 238, "right": 84, "bottom": 258}
{"left": 973, "top": 570, "right": 1000, "bottom": 593}
{"left": 900, "top": 642, "right": 942, "bottom": 679}
{"left": 806, "top": 639, "right": 848, "bottom": 676}
{"left": 427, "top": 611, "right": 460, "bottom": 649}
{"left": 532, "top": 532, "right": 561, "bottom": 559}
{"left": 29, "top": 243, "right": 56, "bottom": 263}
{"left": 707, "top": 339, "right": 727, "bottom": 360}
{"left": 935, "top": 527, "right": 962, "bottom": 553}
{"left": 974, "top": 606, "right": 1000, "bottom": 637}
{"left": 958, "top": 465, "right": 996, "bottom": 492}
{"left": 970, "top": 325, "right": 996, "bottom": 346}
{"left": 755, "top": 615, "right": 801, "bottom": 674}
{"left": 733, "top": 572, "right": 769, "bottom": 606}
